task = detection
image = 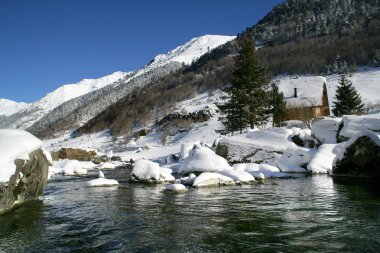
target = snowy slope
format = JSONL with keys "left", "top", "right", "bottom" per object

{"left": 148, "top": 35, "right": 235, "bottom": 68}
{"left": 275, "top": 67, "right": 380, "bottom": 112}
{"left": 0, "top": 99, "right": 29, "bottom": 116}
{"left": 1, "top": 35, "right": 235, "bottom": 131}
{"left": 326, "top": 67, "right": 380, "bottom": 112}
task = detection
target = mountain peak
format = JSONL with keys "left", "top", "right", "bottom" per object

{"left": 148, "top": 34, "right": 235, "bottom": 67}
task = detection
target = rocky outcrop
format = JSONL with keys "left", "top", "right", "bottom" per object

{"left": 51, "top": 148, "right": 97, "bottom": 161}
{"left": 333, "top": 135, "right": 380, "bottom": 177}
{"left": 0, "top": 149, "right": 49, "bottom": 214}
{"left": 215, "top": 141, "right": 281, "bottom": 164}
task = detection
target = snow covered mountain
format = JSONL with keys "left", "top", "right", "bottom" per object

{"left": 0, "top": 99, "right": 29, "bottom": 117}
{"left": 0, "top": 34, "right": 235, "bottom": 137}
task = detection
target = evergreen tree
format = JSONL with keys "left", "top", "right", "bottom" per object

{"left": 218, "top": 36, "right": 271, "bottom": 132}
{"left": 270, "top": 83, "right": 286, "bottom": 127}
{"left": 218, "top": 88, "right": 247, "bottom": 133}
{"left": 332, "top": 75, "right": 364, "bottom": 116}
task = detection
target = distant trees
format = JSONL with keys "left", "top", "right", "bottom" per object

{"left": 218, "top": 37, "right": 271, "bottom": 133}
{"left": 332, "top": 75, "right": 364, "bottom": 116}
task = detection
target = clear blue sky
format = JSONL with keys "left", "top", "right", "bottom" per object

{"left": 0, "top": 0, "right": 284, "bottom": 103}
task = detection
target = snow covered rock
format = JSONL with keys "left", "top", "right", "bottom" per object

{"left": 178, "top": 144, "right": 232, "bottom": 174}
{"left": 130, "top": 159, "right": 175, "bottom": 183}
{"left": 86, "top": 178, "right": 119, "bottom": 187}
{"left": 218, "top": 170, "right": 255, "bottom": 184}
{"left": 192, "top": 172, "right": 235, "bottom": 188}
{"left": 216, "top": 128, "right": 297, "bottom": 164}
{"left": 165, "top": 183, "right": 188, "bottom": 193}
{"left": 311, "top": 117, "right": 342, "bottom": 144}
{"left": 0, "top": 129, "right": 49, "bottom": 214}
{"left": 333, "top": 132, "right": 380, "bottom": 177}
{"left": 233, "top": 163, "right": 285, "bottom": 178}
{"left": 49, "top": 159, "right": 94, "bottom": 177}
{"left": 180, "top": 141, "right": 200, "bottom": 160}
{"left": 338, "top": 114, "right": 380, "bottom": 142}
{"left": 307, "top": 144, "right": 342, "bottom": 174}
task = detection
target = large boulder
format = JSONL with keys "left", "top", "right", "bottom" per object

{"left": 0, "top": 129, "right": 50, "bottom": 214}
{"left": 51, "top": 148, "right": 97, "bottom": 161}
{"left": 333, "top": 132, "right": 380, "bottom": 177}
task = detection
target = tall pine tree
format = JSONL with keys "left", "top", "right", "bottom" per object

{"left": 332, "top": 74, "right": 364, "bottom": 116}
{"left": 218, "top": 36, "right": 271, "bottom": 133}
{"left": 270, "top": 83, "right": 286, "bottom": 127}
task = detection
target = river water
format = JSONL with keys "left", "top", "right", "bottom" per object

{"left": 1, "top": 167, "right": 380, "bottom": 252}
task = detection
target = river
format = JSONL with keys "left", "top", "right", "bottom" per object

{"left": 1, "top": 167, "right": 379, "bottom": 252}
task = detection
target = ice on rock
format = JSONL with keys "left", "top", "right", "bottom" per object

{"left": 178, "top": 144, "right": 232, "bottom": 173}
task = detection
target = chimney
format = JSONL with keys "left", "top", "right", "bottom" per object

{"left": 294, "top": 88, "right": 298, "bottom": 98}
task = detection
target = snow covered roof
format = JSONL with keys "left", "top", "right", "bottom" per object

{"left": 276, "top": 76, "right": 327, "bottom": 107}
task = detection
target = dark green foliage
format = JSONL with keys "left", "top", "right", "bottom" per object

{"left": 270, "top": 83, "right": 286, "bottom": 127}
{"left": 218, "top": 37, "right": 271, "bottom": 133}
{"left": 332, "top": 75, "right": 365, "bottom": 116}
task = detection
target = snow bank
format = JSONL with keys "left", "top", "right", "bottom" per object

{"left": 131, "top": 159, "right": 175, "bottom": 183}
{"left": 218, "top": 170, "right": 255, "bottom": 184}
{"left": 307, "top": 144, "right": 342, "bottom": 174}
{"left": 192, "top": 172, "right": 235, "bottom": 188}
{"left": 165, "top": 183, "right": 187, "bottom": 193}
{"left": 180, "top": 141, "right": 200, "bottom": 160}
{"left": 233, "top": 163, "right": 286, "bottom": 178}
{"left": 178, "top": 144, "right": 232, "bottom": 173}
{"left": 312, "top": 117, "right": 341, "bottom": 144}
{"left": 50, "top": 159, "right": 95, "bottom": 176}
{"left": 0, "top": 129, "right": 43, "bottom": 183}
{"left": 221, "top": 127, "right": 298, "bottom": 152}
{"left": 339, "top": 114, "right": 380, "bottom": 139}
{"left": 277, "top": 147, "right": 315, "bottom": 173}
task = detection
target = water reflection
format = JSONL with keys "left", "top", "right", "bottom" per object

{"left": 0, "top": 169, "right": 380, "bottom": 252}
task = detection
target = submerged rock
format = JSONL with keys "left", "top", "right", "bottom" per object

{"left": 0, "top": 149, "right": 49, "bottom": 214}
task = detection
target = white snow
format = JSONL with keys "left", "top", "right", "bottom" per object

{"left": 233, "top": 163, "right": 286, "bottom": 178}
{"left": 97, "top": 162, "right": 117, "bottom": 170}
{"left": 221, "top": 127, "right": 298, "bottom": 152}
{"left": 0, "top": 98, "right": 29, "bottom": 116}
{"left": 218, "top": 170, "right": 255, "bottom": 184}
{"left": 339, "top": 114, "right": 380, "bottom": 139}
{"left": 307, "top": 143, "right": 343, "bottom": 174}
{"left": 148, "top": 35, "right": 235, "bottom": 67}
{"left": 49, "top": 159, "right": 95, "bottom": 177}
{"left": 326, "top": 68, "right": 380, "bottom": 113}
{"left": 0, "top": 129, "right": 43, "bottom": 183}
{"left": 312, "top": 117, "right": 342, "bottom": 144}
{"left": 165, "top": 183, "right": 187, "bottom": 192}
{"left": 178, "top": 144, "right": 232, "bottom": 173}
{"left": 180, "top": 141, "right": 200, "bottom": 160}
{"left": 192, "top": 172, "right": 235, "bottom": 188}
{"left": 131, "top": 159, "right": 175, "bottom": 183}
{"left": 86, "top": 178, "right": 119, "bottom": 187}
